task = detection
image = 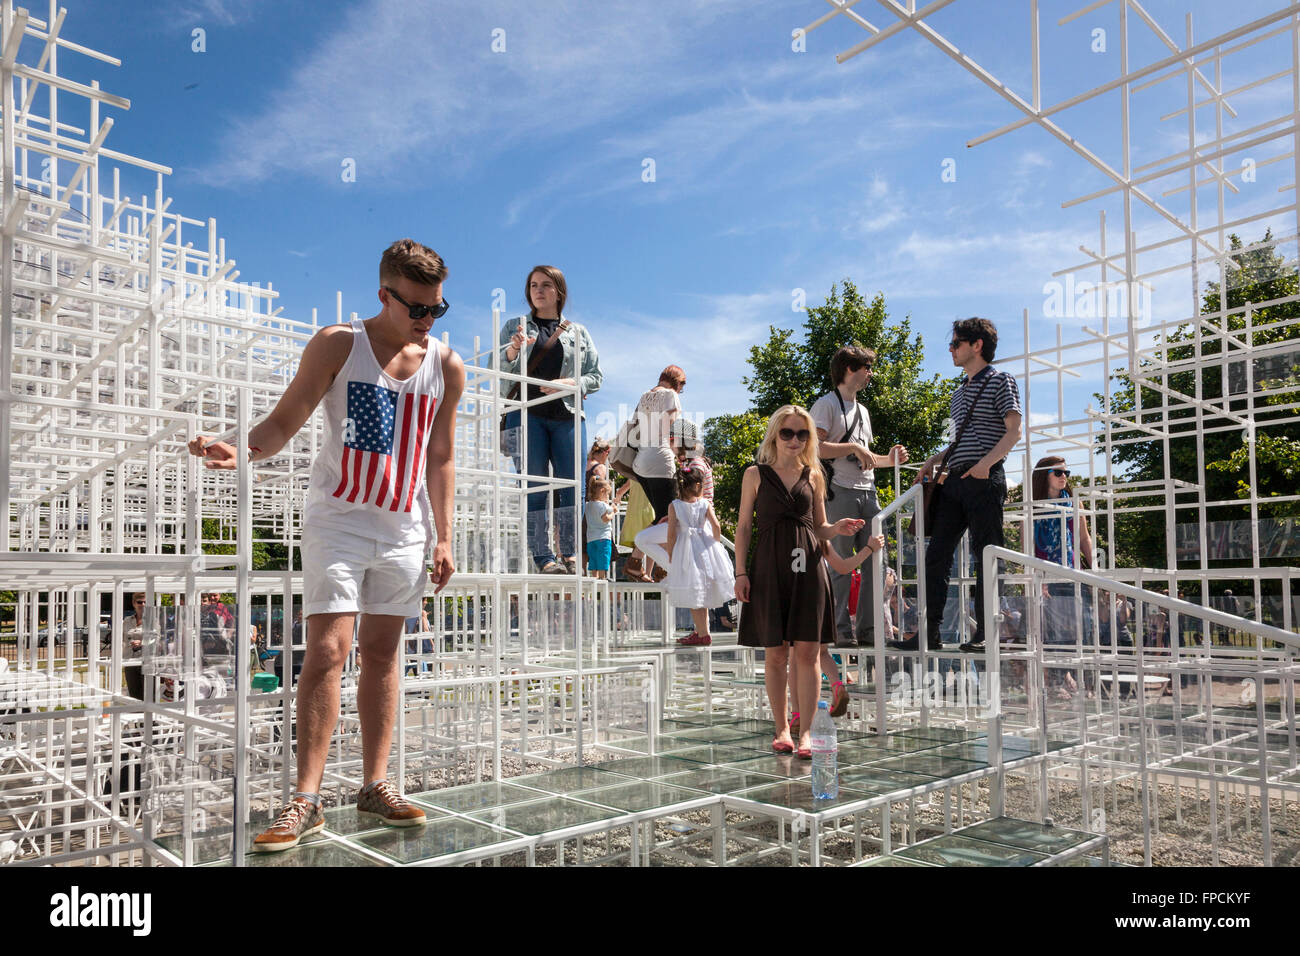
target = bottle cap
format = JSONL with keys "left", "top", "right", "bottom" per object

{"left": 817, "top": 700, "right": 828, "bottom": 709}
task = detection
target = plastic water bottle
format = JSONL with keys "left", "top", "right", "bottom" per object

{"left": 810, "top": 700, "right": 838, "bottom": 800}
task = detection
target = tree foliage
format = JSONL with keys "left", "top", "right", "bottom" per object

{"left": 705, "top": 281, "right": 955, "bottom": 536}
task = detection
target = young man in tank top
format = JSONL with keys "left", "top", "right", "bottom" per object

{"left": 189, "top": 239, "right": 465, "bottom": 851}
{"left": 810, "top": 345, "right": 908, "bottom": 647}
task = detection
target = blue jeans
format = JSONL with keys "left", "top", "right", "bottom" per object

{"left": 503, "top": 411, "right": 585, "bottom": 568}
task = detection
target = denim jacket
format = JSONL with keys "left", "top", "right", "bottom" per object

{"left": 498, "top": 315, "right": 603, "bottom": 416}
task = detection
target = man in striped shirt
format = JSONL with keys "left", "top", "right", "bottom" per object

{"left": 902, "top": 318, "right": 1021, "bottom": 652}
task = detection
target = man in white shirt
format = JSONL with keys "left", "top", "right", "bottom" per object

{"left": 810, "top": 345, "right": 908, "bottom": 647}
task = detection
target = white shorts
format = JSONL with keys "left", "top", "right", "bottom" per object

{"left": 301, "top": 527, "right": 428, "bottom": 618}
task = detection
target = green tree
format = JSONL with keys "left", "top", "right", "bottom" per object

{"left": 1101, "top": 232, "right": 1300, "bottom": 568}
{"left": 706, "top": 280, "right": 955, "bottom": 535}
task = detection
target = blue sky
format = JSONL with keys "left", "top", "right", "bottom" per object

{"left": 40, "top": 0, "right": 1299, "bottom": 462}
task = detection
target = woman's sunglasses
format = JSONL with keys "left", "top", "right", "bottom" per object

{"left": 1050, "top": 468, "right": 1071, "bottom": 478}
{"left": 385, "top": 286, "right": 451, "bottom": 321}
{"left": 778, "top": 428, "right": 810, "bottom": 442}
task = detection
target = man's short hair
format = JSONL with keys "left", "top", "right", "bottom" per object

{"left": 952, "top": 317, "right": 998, "bottom": 362}
{"left": 829, "top": 344, "right": 877, "bottom": 386}
{"left": 380, "top": 239, "right": 448, "bottom": 288}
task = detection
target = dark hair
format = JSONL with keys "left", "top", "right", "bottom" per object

{"left": 380, "top": 239, "right": 447, "bottom": 287}
{"left": 526, "top": 265, "right": 567, "bottom": 317}
{"left": 829, "top": 344, "right": 877, "bottom": 386}
{"left": 677, "top": 462, "right": 705, "bottom": 497}
{"left": 1031, "top": 455, "right": 1068, "bottom": 503}
{"left": 659, "top": 365, "right": 686, "bottom": 389}
{"left": 953, "top": 317, "right": 998, "bottom": 362}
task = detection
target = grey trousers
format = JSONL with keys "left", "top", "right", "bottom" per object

{"left": 825, "top": 484, "right": 881, "bottom": 645}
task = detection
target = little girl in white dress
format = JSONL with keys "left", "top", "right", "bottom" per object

{"left": 666, "top": 463, "right": 735, "bottom": 646}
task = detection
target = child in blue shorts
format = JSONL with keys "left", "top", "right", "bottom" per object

{"left": 584, "top": 477, "right": 614, "bottom": 578}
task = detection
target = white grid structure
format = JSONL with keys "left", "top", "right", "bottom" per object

{"left": 801, "top": 0, "right": 1300, "bottom": 865}
{"left": 2, "top": 0, "right": 1298, "bottom": 868}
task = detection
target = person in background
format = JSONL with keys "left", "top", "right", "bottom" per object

{"left": 811, "top": 344, "right": 907, "bottom": 648}
{"left": 1030, "top": 455, "right": 1093, "bottom": 647}
{"left": 121, "top": 592, "right": 146, "bottom": 700}
{"left": 499, "top": 266, "right": 602, "bottom": 575}
{"left": 665, "top": 464, "right": 734, "bottom": 646}
{"left": 584, "top": 476, "right": 615, "bottom": 580}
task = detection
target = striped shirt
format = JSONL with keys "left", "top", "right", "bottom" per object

{"left": 946, "top": 365, "right": 1020, "bottom": 470}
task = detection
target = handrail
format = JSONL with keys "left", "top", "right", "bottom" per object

{"left": 981, "top": 546, "right": 1300, "bottom": 651}
{"left": 868, "top": 482, "right": 926, "bottom": 734}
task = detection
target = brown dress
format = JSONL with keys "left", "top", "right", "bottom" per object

{"left": 738, "top": 465, "right": 834, "bottom": 647}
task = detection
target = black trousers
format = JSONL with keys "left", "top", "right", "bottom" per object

{"left": 924, "top": 467, "right": 1006, "bottom": 645}
{"left": 635, "top": 475, "right": 677, "bottom": 523}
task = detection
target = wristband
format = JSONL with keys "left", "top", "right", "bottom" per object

{"left": 735, "top": 572, "right": 748, "bottom": 578}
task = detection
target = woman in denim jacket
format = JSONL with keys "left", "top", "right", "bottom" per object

{"left": 499, "top": 265, "right": 603, "bottom": 573}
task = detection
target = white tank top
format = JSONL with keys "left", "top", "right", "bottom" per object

{"left": 303, "top": 320, "right": 445, "bottom": 547}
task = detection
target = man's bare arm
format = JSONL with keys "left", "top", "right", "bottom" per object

{"left": 426, "top": 347, "right": 466, "bottom": 591}
{"left": 189, "top": 325, "right": 351, "bottom": 467}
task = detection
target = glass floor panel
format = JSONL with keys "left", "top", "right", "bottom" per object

{"left": 663, "top": 744, "right": 774, "bottom": 765}
{"left": 589, "top": 755, "right": 699, "bottom": 779}
{"left": 353, "top": 817, "right": 516, "bottom": 863}
{"left": 200, "top": 840, "right": 385, "bottom": 868}
{"left": 511, "top": 767, "right": 635, "bottom": 794}
{"left": 895, "top": 834, "right": 1050, "bottom": 867}
{"left": 839, "top": 766, "right": 940, "bottom": 792}
{"left": 873, "top": 754, "right": 988, "bottom": 777}
{"left": 732, "top": 780, "right": 875, "bottom": 813}
{"left": 717, "top": 754, "right": 810, "bottom": 779}
{"left": 323, "top": 806, "right": 390, "bottom": 837}
{"left": 661, "top": 714, "right": 747, "bottom": 728}
{"left": 956, "top": 817, "right": 1098, "bottom": 855}
{"left": 411, "top": 781, "right": 547, "bottom": 813}
{"left": 598, "top": 735, "right": 658, "bottom": 754}
{"left": 874, "top": 735, "right": 948, "bottom": 753}
{"left": 663, "top": 725, "right": 767, "bottom": 744}
{"left": 709, "top": 718, "right": 781, "bottom": 735}
{"left": 658, "top": 767, "right": 786, "bottom": 795}
{"left": 891, "top": 726, "right": 987, "bottom": 743}
{"left": 571, "top": 781, "right": 709, "bottom": 813}
{"left": 852, "top": 855, "right": 937, "bottom": 867}
{"left": 837, "top": 743, "right": 898, "bottom": 764}
{"left": 933, "top": 739, "right": 1037, "bottom": 763}
{"left": 467, "top": 796, "right": 626, "bottom": 835}
{"left": 154, "top": 829, "right": 259, "bottom": 865}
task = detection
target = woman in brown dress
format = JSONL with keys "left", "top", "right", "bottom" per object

{"left": 735, "top": 405, "right": 864, "bottom": 756}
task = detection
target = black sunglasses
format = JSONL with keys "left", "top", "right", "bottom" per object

{"left": 948, "top": 338, "right": 968, "bottom": 350}
{"left": 1050, "top": 468, "right": 1071, "bottom": 478}
{"left": 849, "top": 361, "right": 875, "bottom": 372}
{"left": 385, "top": 286, "right": 450, "bottom": 321}
{"left": 778, "top": 428, "right": 810, "bottom": 442}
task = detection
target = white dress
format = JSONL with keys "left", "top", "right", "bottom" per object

{"left": 666, "top": 499, "right": 736, "bottom": 610}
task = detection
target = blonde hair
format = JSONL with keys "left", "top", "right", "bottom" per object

{"left": 756, "top": 405, "right": 823, "bottom": 492}
{"left": 587, "top": 476, "right": 612, "bottom": 499}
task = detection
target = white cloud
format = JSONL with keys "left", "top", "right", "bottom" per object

{"left": 196, "top": 0, "right": 754, "bottom": 188}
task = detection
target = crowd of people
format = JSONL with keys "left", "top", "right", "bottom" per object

{"left": 169, "top": 236, "right": 1092, "bottom": 846}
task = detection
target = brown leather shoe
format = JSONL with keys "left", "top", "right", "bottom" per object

{"left": 252, "top": 798, "right": 325, "bottom": 853}
{"left": 357, "top": 780, "right": 426, "bottom": 827}
{"left": 651, "top": 565, "right": 668, "bottom": 583}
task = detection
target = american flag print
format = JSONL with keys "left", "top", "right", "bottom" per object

{"left": 332, "top": 381, "right": 439, "bottom": 511}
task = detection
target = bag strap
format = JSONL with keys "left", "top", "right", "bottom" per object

{"left": 937, "top": 371, "right": 995, "bottom": 472}
{"left": 506, "top": 319, "right": 570, "bottom": 401}
{"left": 524, "top": 318, "right": 569, "bottom": 375}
